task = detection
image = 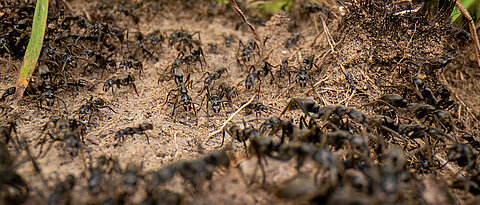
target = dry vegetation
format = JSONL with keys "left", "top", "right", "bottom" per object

{"left": 1, "top": 0, "right": 480, "bottom": 204}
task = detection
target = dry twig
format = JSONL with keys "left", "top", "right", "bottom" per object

{"left": 199, "top": 94, "right": 256, "bottom": 145}
{"left": 456, "top": 0, "right": 480, "bottom": 68}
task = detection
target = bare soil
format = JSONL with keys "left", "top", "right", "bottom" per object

{"left": 1, "top": 0, "right": 479, "bottom": 204}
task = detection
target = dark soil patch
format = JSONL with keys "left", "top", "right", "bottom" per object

{"left": 0, "top": 0, "right": 479, "bottom": 204}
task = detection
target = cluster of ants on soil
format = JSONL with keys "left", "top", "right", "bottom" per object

{"left": 0, "top": 0, "right": 479, "bottom": 204}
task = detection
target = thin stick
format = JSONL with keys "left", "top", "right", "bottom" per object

{"left": 456, "top": 0, "right": 480, "bottom": 68}
{"left": 229, "top": 0, "right": 261, "bottom": 43}
{"left": 199, "top": 94, "right": 256, "bottom": 144}
{"left": 300, "top": 73, "right": 332, "bottom": 95}
{"left": 229, "top": 0, "right": 264, "bottom": 59}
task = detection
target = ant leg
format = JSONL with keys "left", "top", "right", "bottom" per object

{"left": 257, "top": 155, "right": 267, "bottom": 184}
{"left": 172, "top": 98, "right": 179, "bottom": 122}
{"left": 162, "top": 90, "right": 178, "bottom": 106}
{"left": 243, "top": 141, "right": 248, "bottom": 156}
{"left": 192, "top": 102, "right": 199, "bottom": 126}
{"left": 199, "top": 48, "right": 207, "bottom": 70}
{"left": 131, "top": 83, "right": 139, "bottom": 97}
{"left": 87, "top": 112, "right": 94, "bottom": 124}
{"left": 144, "top": 132, "right": 157, "bottom": 152}
{"left": 37, "top": 133, "right": 59, "bottom": 158}
{"left": 308, "top": 78, "right": 319, "bottom": 98}
{"left": 221, "top": 101, "right": 228, "bottom": 117}
{"left": 111, "top": 86, "right": 116, "bottom": 97}
{"left": 98, "top": 105, "right": 116, "bottom": 113}
{"left": 205, "top": 98, "right": 210, "bottom": 124}
{"left": 219, "top": 130, "right": 226, "bottom": 148}
{"left": 56, "top": 97, "right": 68, "bottom": 114}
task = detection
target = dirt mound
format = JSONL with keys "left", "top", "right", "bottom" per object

{"left": 0, "top": 0, "right": 479, "bottom": 204}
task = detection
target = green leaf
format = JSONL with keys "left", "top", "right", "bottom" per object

{"left": 13, "top": 0, "right": 49, "bottom": 105}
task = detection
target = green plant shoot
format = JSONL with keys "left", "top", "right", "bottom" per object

{"left": 13, "top": 0, "right": 49, "bottom": 105}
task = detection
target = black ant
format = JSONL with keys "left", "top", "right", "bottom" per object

{"left": 245, "top": 101, "right": 268, "bottom": 119}
{"left": 145, "top": 30, "right": 167, "bottom": 48}
{"left": 36, "top": 117, "right": 85, "bottom": 157}
{"left": 285, "top": 32, "right": 303, "bottom": 49}
{"left": 158, "top": 52, "right": 188, "bottom": 84}
{"left": 0, "top": 141, "right": 29, "bottom": 204}
{"left": 198, "top": 67, "right": 228, "bottom": 95}
{"left": 180, "top": 46, "right": 207, "bottom": 71}
{"left": 48, "top": 174, "right": 76, "bottom": 205}
{"left": 114, "top": 123, "right": 154, "bottom": 144}
{"left": 176, "top": 151, "right": 230, "bottom": 192}
{"left": 122, "top": 162, "right": 143, "bottom": 196}
{"left": 163, "top": 72, "right": 199, "bottom": 124}
{"left": 134, "top": 31, "right": 159, "bottom": 60}
{"left": 209, "top": 43, "right": 217, "bottom": 53}
{"left": 0, "top": 121, "right": 17, "bottom": 145}
{"left": 77, "top": 97, "right": 116, "bottom": 123}
{"left": 224, "top": 34, "right": 235, "bottom": 47}
{"left": 77, "top": 21, "right": 125, "bottom": 46}
{"left": 260, "top": 116, "right": 296, "bottom": 143}
{"left": 83, "top": 49, "right": 117, "bottom": 75}
{"left": 236, "top": 39, "right": 259, "bottom": 69}
{"left": 218, "top": 82, "right": 238, "bottom": 105}
{"left": 243, "top": 62, "right": 275, "bottom": 94}
{"left": 120, "top": 58, "right": 143, "bottom": 77}
{"left": 203, "top": 85, "right": 234, "bottom": 119}
{"left": 103, "top": 75, "right": 139, "bottom": 96}
{"left": 275, "top": 58, "right": 293, "bottom": 80}
{"left": 0, "top": 87, "right": 16, "bottom": 102}
{"left": 168, "top": 29, "right": 201, "bottom": 52}
{"left": 293, "top": 55, "right": 317, "bottom": 88}
{"left": 33, "top": 65, "right": 68, "bottom": 113}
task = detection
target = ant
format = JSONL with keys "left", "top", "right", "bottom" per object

{"left": 236, "top": 39, "right": 259, "bottom": 69}
{"left": 218, "top": 82, "right": 238, "bottom": 104}
{"left": 36, "top": 116, "right": 86, "bottom": 157}
{"left": 168, "top": 29, "right": 201, "bottom": 52}
{"left": 275, "top": 58, "right": 293, "bottom": 80}
{"left": 122, "top": 162, "right": 143, "bottom": 196}
{"left": 275, "top": 141, "right": 315, "bottom": 171}
{"left": 245, "top": 101, "right": 270, "bottom": 119}
{"left": 48, "top": 174, "right": 76, "bottom": 205}
{"left": 198, "top": 67, "right": 228, "bottom": 95}
{"left": 224, "top": 34, "right": 235, "bottom": 47}
{"left": 0, "top": 141, "right": 29, "bottom": 204}
{"left": 163, "top": 72, "right": 199, "bottom": 124}
{"left": 0, "top": 121, "right": 17, "bottom": 145}
{"left": 209, "top": 43, "right": 217, "bottom": 53}
{"left": 103, "top": 75, "right": 139, "bottom": 96}
{"left": 77, "top": 97, "right": 116, "bottom": 123}
{"left": 285, "top": 32, "right": 303, "bottom": 49}
{"left": 85, "top": 155, "right": 111, "bottom": 196}
{"left": 203, "top": 85, "right": 233, "bottom": 119}
{"left": 145, "top": 30, "right": 167, "bottom": 48}
{"left": 119, "top": 58, "right": 143, "bottom": 78}
{"left": 33, "top": 65, "right": 68, "bottom": 113}
{"left": 444, "top": 143, "right": 477, "bottom": 171}
{"left": 243, "top": 62, "right": 274, "bottom": 93}
{"left": 176, "top": 151, "right": 230, "bottom": 192}
{"left": 179, "top": 46, "right": 207, "bottom": 71}
{"left": 0, "top": 87, "right": 16, "bottom": 102}
{"left": 294, "top": 55, "right": 317, "bottom": 88}
{"left": 114, "top": 123, "right": 154, "bottom": 144}
{"left": 260, "top": 116, "right": 296, "bottom": 143}
{"left": 77, "top": 21, "right": 125, "bottom": 46}
{"left": 135, "top": 31, "right": 159, "bottom": 60}
{"left": 158, "top": 52, "right": 189, "bottom": 84}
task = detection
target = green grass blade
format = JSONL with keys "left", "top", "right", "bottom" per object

{"left": 12, "top": 0, "right": 49, "bottom": 105}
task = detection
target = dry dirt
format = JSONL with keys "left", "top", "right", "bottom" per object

{"left": 1, "top": 0, "right": 480, "bottom": 204}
